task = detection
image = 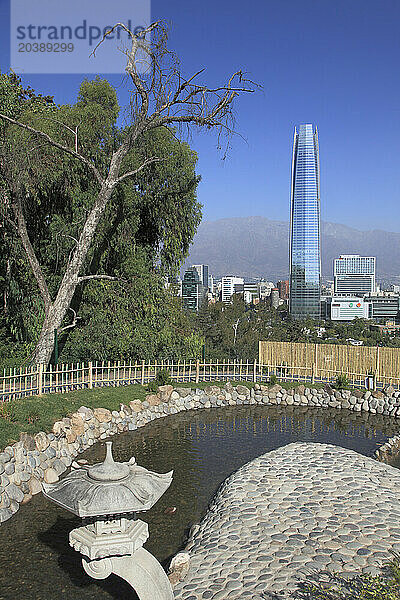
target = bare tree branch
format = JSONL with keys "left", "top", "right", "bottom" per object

{"left": 0, "top": 113, "right": 104, "bottom": 185}
{"left": 116, "top": 156, "right": 165, "bottom": 184}
{"left": 58, "top": 307, "right": 81, "bottom": 333}
{"left": 77, "top": 274, "right": 120, "bottom": 283}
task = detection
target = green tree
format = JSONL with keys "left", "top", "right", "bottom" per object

{"left": 0, "top": 21, "right": 254, "bottom": 365}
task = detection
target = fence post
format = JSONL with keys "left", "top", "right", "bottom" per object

{"left": 196, "top": 360, "right": 200, "bottom": 384}
{"left": 141, "top": 360, "right": 145, "bottom": 386}
{"left": 314, "top": 343, "right": 318, "bottom": 382}
{"left": 253, "top": 359, "right": 257, "bottom": 383}
{"left": 38, "top": 363, "right": 43, "bottom": 395}
{"left": 88, "top": 361, "right": 93, "bottom": 389}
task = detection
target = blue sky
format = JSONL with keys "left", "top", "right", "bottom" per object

{"left": 1, "top": 0, "right": 399, "bottom": 231}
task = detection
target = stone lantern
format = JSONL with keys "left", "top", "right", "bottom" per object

{"left": 42, "top": 441, "right": 174, "bottom": 600}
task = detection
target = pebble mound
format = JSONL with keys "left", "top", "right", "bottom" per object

{"left": 173, "top": 442, "right": 400, "bottom": 599}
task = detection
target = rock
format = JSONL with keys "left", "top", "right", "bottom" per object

{"left": 157, "top": 385, "right": 173, "bottom": 402}
{"left": 28, "top": 477, "right": 42, "bottom": 495}
{"left": 52, "top": 458, "right": 66, "bottom": 476}
{"left": 362, "top": 400, "right": 370, "bottom": 411}
{"left": 19, "top": 432, "right": 36, "bottom": 451}
{"left": 205, "top": 385, "right": 221, "bottom": 396}
{"left": 0, "top": 492, "right": 10, "bottom": 509}
{"left": 269, "top": 384, "right": 283, "bottom": 393}
{"left": 168, "top": 552, "right": 190, "bottom": 586}
{"left": 52, "top": 421, "right": 65, "bottom": 435}
{"left": 353, "top": 389, "right": 364, "bottom": 398}
{"left": 21, "top": 494, "right": 32, "bottom": 505}
{"left": 146, "top": 394, "right": 160, "bottom": 406}
{"left": 93, "top": 408, "right": 112, "bottom": 423}
{"left": 224, "top": 381, "right": 234, "bottom": 393}
{"left": 324, "top": 383, "right": 334, "bottom": 394}
{"left": 175, "top": 387, "right": 192, "bottom": 397}
{"left": 77, "top": 406, "right": 94, "bottom": 420}
{"left": 70, "top": 413, "right": 85, "bottom": 435}
{"left": 5, "top": 462, "right": 15, "bottom": 475}
{"left": 372, "top": 391, "right": 384, "bottom": 399}
{"left": 0, "top": 508, "right": 12, "bottom": 523}
{"left": 129, "top": 400, "right": 143, "bottom": 412}
{"left": 6, "top": 483, "right": 24, "bottom": 503}
{"left": 384, "top": 385, "right": 395, "bottom": 397}
{"left": 120, "top": 403, "right": 132, "bottom": 415}
{"left": 65, "top": 430, "right": 77, "bottom": 444}
{"left": 236, "top": 385, "right": 250, "bottom": 396}
{"left": 170, "top": 391, "right": 180, "bottom": 401}
{"left": 34, "top": 432, "right": 50, "bottom": 452}
{"left": 44, "top": 468, "right": 59, "bottom": 484}
{"left": 296, "top": 385, "right": 305, "bottom": 395}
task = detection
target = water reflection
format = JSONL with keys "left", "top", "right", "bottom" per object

{"left": 0, "top": 405, "right": 398, "bottom": 600}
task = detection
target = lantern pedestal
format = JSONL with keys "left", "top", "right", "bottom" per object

{"left": 43, "top": 441, "right": 174, "bottom": 600}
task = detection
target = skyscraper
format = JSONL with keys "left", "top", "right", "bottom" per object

{"left": 289, "top": 123, "right": 321, "bottom": 319}
{"left": 334, "top": 255, "right": 376, "bottom": 296}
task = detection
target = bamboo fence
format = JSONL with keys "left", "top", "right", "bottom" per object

{"left": 1, "top": 344, "right": 399, "bottom": 403}
{"left": 259, "top": 341, "right": 400, "bottom": 389}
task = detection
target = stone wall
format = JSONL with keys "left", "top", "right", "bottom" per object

{"left": 1, "top": 382, "right": 400, "bottom": 524}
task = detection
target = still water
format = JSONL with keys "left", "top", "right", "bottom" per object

{"left": 0, "top": 405, "right": 399, "bottom": 600}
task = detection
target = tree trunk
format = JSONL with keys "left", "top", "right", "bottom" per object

{"left": 31, "top": 179, "right": 118, "bottom": 365}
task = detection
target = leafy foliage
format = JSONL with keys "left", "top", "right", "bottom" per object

{"left": 0, "top": 74, "right": 202, "bottom": 363}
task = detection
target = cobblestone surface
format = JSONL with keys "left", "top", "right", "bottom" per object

{"left": 173, "top": 442, "right": 400, "bottom": 599}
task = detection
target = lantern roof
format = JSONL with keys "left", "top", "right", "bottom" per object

{"left": 42, "top": 442, "right": 173, "bottom": 518}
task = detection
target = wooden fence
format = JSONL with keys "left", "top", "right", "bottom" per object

{"left": 259, "top": 341, "right": 400, "bottom": 389}
{"left": 2, "top": 344, "right": 400, "bottom": 403}
{"left": 1, "top": 359, "right": 262, "bottom": 402}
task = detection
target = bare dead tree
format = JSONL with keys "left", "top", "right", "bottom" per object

{"left": 0, "top": 21, "right": 255, "bottom": 366}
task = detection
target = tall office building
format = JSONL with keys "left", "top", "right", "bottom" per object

{"left": 289, "top": 123, "right": 321, "bottom": 319}
{"left": 334, "top": 255, "right": 376, "bottom": 296}
{"left": 221, "top": 276, "right": 244, "bottom": 302}
{"left": 182, "top": 267, "right": 207, "bottom": 311}
{"left": 192, "top": 265, "right": 209, "bottom": 290}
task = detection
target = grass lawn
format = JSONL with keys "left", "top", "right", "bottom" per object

{"left": 0, "top": 379, "right": 327, "bottom": 450}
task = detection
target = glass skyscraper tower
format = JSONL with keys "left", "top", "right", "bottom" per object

{"left": 289, "top": 123, "right": 321, "bottom": 319}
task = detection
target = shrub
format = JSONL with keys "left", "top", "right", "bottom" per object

{"left": 269, "top": 374, "right": 278, "bottom": 386}
{"left": 156, "top": 368, "right": 172, "bottom": 386}
{"left": 335, "top": 374, "right": 350, "bottom": 390}
{"left": 147, "top": 368, "right": 172, "bottom": 393}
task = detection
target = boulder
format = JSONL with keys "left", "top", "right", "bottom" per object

{"left": 176, "top": 387, "right": 192, "bottom": 397}
{"left": 65, "top": 430, "right": 77, "bottom": 444}
{"left": 129, "top": 400, "right": 143, "bottom": 412}
{"left": 372, "top": 391, "right": 384, "bottom": 399}
{"left": 6, "top": 483, "right": 24, "bottom": 503}
{"left": 146, "top": 394, "right": 160, "bottom": 406}
{"left": 77, "top": 406, "right": 94, "bottom": 420}
{"left": 384, "top": 385, "right": 396, "bottom": 397}
{"left": 205, "top": 386, "right": 221, "bottom": 396}
{"left": 352, "top": 389, "right": 364, "bottom": 399}
{"left": 70, "top": 413, "right": 85, "bottom": 436}
{"left": 19, "top": 432, "right": 36, "bottom": 451}
{"left": 34, "top": 432, "right": 50, "bottom": 452}
{"left": 168, "top": 552, "right": 190, "bottom": 587}
{"left": 236, "top": 385, "right": 250, "bottom": 397}
{"left": 44, "top": 468, "right": 59, "bottom": 484}
{"left": 93, "top": 408, "right": 112, "bottom": 423}
{"left": 28, "top": 477, "right": 42, "bottom": 495}
{"left": 52, "top": 421, "right": 65, "bottom": 435}
{"left": 269, "top": 384, "right": 283, "bottom": 393}
{"left": 157, "top": 385, "right": 173, "bottom": 402}
{"left": 296, "top": 385, "right": 305, "bottom": 395}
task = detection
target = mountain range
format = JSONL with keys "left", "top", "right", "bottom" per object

{"left": 182, "top": 216, "right": 400, "bottom": 282}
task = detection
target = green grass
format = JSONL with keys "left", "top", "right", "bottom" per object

{"left": 0, "top": 379, "right": 327, "bottom": 450}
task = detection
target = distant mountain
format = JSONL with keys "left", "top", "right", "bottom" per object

{"left": 182, "top": 216, "right": 400, "bottom": 282}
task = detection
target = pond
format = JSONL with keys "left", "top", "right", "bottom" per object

{"left": 0, "top": 405, "right": 399, "bottom": 600}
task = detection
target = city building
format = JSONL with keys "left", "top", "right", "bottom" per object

{"left": 277, "top": 280, "right": 289, "bottom": 300}
{"left": 271, "top": 288, "right": 280, "bottom": 309}
{"left": 370, "top": 321, "right": 400, "bottom": 334}
{"left": 221, "top": 276, "right": 244, "bottom": 302}
{"left": 289, "top": 123, "right": 321, "bottom": 319}
{"left": 191, "top": 264, "right": 209, "bottom": 290}
{"left": 327, "top": 297, "right": 369, "bottom": 321}
{"left": 182, "top": 267, "right": 207, "bottom": 311}
{"left": 334, "top": 255, "right": 376, "bottom": 296}
{"left": 366, "top": 296, "right": 400, "bottom": 322}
